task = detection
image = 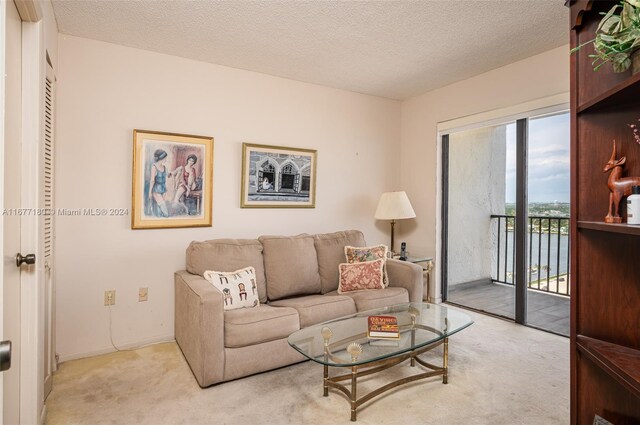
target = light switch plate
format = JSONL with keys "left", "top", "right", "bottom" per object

{"left": 104, "top": 290, "right": 116, "bottom": 306}
{"left": 139, "top": 287, "right": 148, "bottom": 302}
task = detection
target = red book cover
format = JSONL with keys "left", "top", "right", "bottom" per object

{"left": 367, "top": 315, "right": 400, "bottom": 339}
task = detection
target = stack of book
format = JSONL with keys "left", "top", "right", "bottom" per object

{"left": 367, "top": 315, "right": 400, "bottom": 346}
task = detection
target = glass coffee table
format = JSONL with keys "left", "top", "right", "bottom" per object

{"left": 287, "top": 302, "right": 473, "bottom": 421}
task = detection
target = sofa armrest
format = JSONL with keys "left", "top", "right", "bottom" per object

{"left": 386, "top": 259, "right": 424, "bottom": 303}
{"left": 175, "top": 270, "right": 225, "bottom": 387}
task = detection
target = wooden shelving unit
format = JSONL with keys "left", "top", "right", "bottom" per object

{"left": 576, "top": 336, "right": 640, "bottom": 400}
{"left": 570, "top": 1, "right": 640, "bottom": 423}
{"left": 577, "top": 72, "right": 640, "bottom": 113}
{"left": 577, "top": 221, "right": 640, "bottom": 236}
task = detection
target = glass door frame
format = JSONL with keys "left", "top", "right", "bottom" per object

{"left": 514, "top": 119, "right": 528, "bottom": 325}
{"left": 440, "top": 106, "right": 569, "bottom": 329}
{"left": 440, "top": 119, "right": 527, "bottom": 325}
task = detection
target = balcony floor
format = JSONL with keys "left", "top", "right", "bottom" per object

{"left": 448, "top": 279, "right": 570, "bottom": 336}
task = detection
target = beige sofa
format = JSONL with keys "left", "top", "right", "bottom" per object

{"left": 175, "top": 230, "right": 424, "bottom": 387}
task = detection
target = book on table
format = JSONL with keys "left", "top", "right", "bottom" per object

{"left": 369, "top": 338, "right": 400, "bottom": 347}
{"left": 367, "top": 315, "right": 400, "bottom": 339}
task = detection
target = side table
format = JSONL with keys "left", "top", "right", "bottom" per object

{"left": 393, "top": 255, "right": 434, "bottom": 302}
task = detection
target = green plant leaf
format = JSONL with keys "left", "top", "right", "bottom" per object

{"left": 614, "top": 58, "right": 631, "bottom": 72}
{"left": 601, "top": 15, "right": 621, "bottom": 34}
{"left": 622, "top": 3, "right": 635, "bottom": 27}
{"left": 598, "top": 5, "right": 622, "bottom": 31}
{"left": 599, "top": 34, "right": 618, "bottom": 42}
{"left": 570, "top": 38, "right": 596, "bottom": 54}
{"left": 577, "top": 0, "right": 640, "bottom": 71}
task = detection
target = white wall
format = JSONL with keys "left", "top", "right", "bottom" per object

{"left": 448, "top": 126, "right": 506, "bottom": 287}
{"left": 399, "top": 45, "right": 569, "bottom": 300}
{"left": 55, "top": 35, "right": 401, "bottom": 361}
{"left": 41, "top": 0, "right": 57, "bottom": 69}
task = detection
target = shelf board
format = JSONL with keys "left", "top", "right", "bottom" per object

{"left": 577, "top": 221, "right": 640, "bottom": 236}
{"left": 577, "top": 335, "right": 640, "bottom": 400}
{"left": 578, "top": 72, "right": 640, "bottom": 113}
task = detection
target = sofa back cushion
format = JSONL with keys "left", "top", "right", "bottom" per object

{"left": 186, "top": 239, "right": 267, "bottom": 303}
{"left": 314, "top": 230, "right": 366, "bottom": 294}
{"left": 259, "top": 234, "right": 321, "bottom": 301}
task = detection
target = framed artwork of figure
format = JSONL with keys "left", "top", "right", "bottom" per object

{"left": 132, "top": 129, "right": 213, "bottom": 229}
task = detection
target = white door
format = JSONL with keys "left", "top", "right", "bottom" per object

{"left": 42, "top": 63, "right": 55, "bottom": 402}
{"left": 2, "top": 1, "right": 23, "bottom": 424}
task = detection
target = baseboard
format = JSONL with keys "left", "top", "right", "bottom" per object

{"left": 57, "top": 333, "right": 175, "bottom": 363}
{"left": 40, "top": 404, "right": 46, "bottom": 425}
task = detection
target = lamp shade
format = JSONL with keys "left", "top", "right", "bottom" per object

{"left": 374, "top": 191, "right": 416, "bottom": 220}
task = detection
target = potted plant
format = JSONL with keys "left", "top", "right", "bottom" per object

{"left": 572, "top": 0, "right": 640, "bottom": 73}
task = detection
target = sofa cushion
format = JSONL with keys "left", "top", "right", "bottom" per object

{"left": 337, "top": 259, "right": 385, "bottom": 294}
{"left": 345, "top": 244, "right": 389, "bottom": 287}
{"left": 203, "top": 267, "right": 260, "bottom": 311}
{"left": 259, "top": 235, "right": 321, "bottom": 301}
{"left": 326, "top": 287, "right": 409, "bottom": 311}
{"left": 186, "top": 239, "right": 267, "bottom": 303}
{"left": 269, "top": 294, "right": 356, "bottom": 328}
{"left": 224, "top": 305, "right": 299, "bottom": 348}
{"left": 314, "top": 230, "right": 366, "bottom": 294}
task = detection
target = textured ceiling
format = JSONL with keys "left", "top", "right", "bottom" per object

{"left": 51, "top": 0, "right": 569, "bottom": 100}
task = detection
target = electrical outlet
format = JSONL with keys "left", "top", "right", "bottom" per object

{"left": 138, "top": 287, "right": 148, "bottom": 302}
{"left": 104, "top": 290, "right": 116, "bottom": 306}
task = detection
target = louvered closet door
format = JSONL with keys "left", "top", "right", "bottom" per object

{"left": 43, "top": 62, "right": 55, "bottom": 401}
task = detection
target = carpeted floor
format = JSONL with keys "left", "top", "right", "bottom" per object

{"left": 45, "top": 309, "right": 569, "bottom": 425}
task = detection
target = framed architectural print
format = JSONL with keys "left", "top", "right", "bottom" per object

{"left": 241, "top": 143, "right": 317, "bottom": 208}
{"left": 132, "top": 129, "right": 213, "bottom": 229}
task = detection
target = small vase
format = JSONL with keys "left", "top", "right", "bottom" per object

{"left": 632, "top": 50, "right": 640, "bottom": 75}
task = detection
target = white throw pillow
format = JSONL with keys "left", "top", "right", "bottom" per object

{"left": 203, "top": 266, "right": 260, "bottom": 311}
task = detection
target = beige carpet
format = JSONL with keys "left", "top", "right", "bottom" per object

{"left": 45, "top": 310, "right": 569, "bottom": 425}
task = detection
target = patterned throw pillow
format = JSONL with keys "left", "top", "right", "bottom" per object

{"left": 203, "top": 266, "right": 260, "bottom": 311}
{"left": 344, "top": 245, "right": 389, "bottom": 287}
{"left": 337, "top": 259, "right": 385, "bottom": 293}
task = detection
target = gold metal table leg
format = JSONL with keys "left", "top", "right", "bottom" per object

{"left": 324, "top": 364, "right": 328, "bottom": 396}
{"left": 410, "top": 316, "right": 416, "bottom": 367}
{"left": 425, "top": 259, "right": 434, "bottom": 303}
{"left": 322, "top": 332, "right": 452, "bottom": 421}
{"left": 322, "top": 326, "right": 332, "bottom": 397}
{"left": 443, "top": 337, "right": 449, "bottom": 384}
{"left": 351, "top": 365, "right": 357, "bottom": 421}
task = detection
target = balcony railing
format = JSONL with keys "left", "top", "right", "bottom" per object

{"left": 491, "top": 214, "right": 570, "bottom": 297}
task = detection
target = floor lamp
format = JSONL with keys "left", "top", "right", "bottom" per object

{"left": 374, "top": 191, "right": 416, "bottom": 255}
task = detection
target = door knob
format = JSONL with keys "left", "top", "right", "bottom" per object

{"left": 16, "top": 253, "right": 36, "bottom": 267}
{"left": 0, "top": 341, "right": 11, "bottom": 372}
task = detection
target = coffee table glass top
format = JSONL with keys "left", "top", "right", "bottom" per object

{"left": 287, "top": 302, "right": 473, "bottom": 367}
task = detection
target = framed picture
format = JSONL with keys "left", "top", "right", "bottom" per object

{"left": 132, "top": 129, "right": 213, "bottom": 229}
{"left": 241, "top": 143, "right": 317, "bottom": 208}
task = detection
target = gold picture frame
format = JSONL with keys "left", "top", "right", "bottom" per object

{"left": 241, "top": 143, "right": 317, "bottom": 208}
{"left": 132, "top": 129, "right": 213, "bottom": 229}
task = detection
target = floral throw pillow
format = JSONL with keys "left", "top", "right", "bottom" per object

{"left": 344, "top": 245, "right": 389, "bottom": 287}
{"left": 203, "top": 266, "right": 260, "bottom": 311}
{"left": 337, "top": 259, "right": 385, "bottom": 293}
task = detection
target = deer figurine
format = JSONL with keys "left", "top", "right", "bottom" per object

{"left": 604, "top": 140, "right": 640, "bottom": 223}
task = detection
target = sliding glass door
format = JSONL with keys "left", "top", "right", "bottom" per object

{"left": 444, "top": 121, "right": 517, "bottom": 320}
{"left": 442, "top": 111, "right": 570, "bottom": 336}
{"left": 525, "top": 113, "right": 570, "bottom": 335}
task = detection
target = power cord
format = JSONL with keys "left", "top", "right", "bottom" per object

{"left": 107, "top": 294, "right": 174, "bottom": 353}
{"left": 107, "top": 302, "right": 122, "bottom": 352}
